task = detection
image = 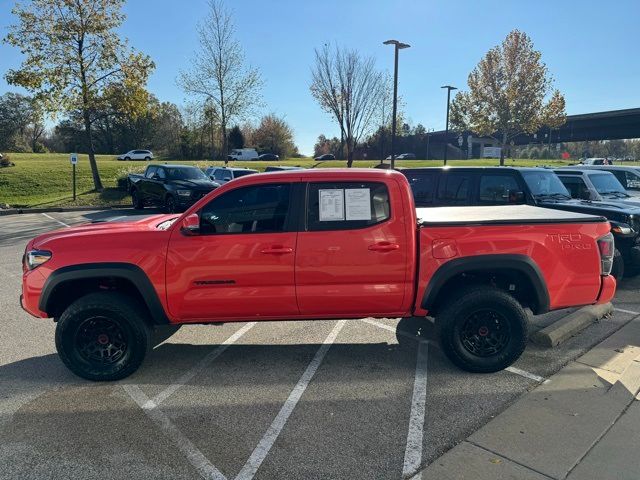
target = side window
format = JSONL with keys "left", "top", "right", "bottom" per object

{"left": 559, "top": 176, "right": 590, "bottom": 199}
{"left": 156, "top": 168, "right": 166, "bottom": 180}
{"left": 213, "top": 170, "right": 224, "bottom": 181}
{"left": 145, "top": 166, "right": 157, "bottom": 178}
{"left": 223, "top": 171, "right": 233, "bottom": 181}
{"left": 407, "top": 174, "right": 435, "bottom": 206}
{"left": 200, "top": 183, "right": 291, "bottom": 235}
{"left": 436, "top": 173, "right": 471, "bottom": 205}
{"left": 611, "top": 171, "right": 627, "bottom": 188}
{"left": 626, "top": 172, "right": 640, "bottom": 189}
{"left": 479, "top": 175, "right": 520, "bottom": 204}
{"left": 307, "top": 182, "right": 390, "bottom": 232}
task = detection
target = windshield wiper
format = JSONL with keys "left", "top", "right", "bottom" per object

{"left": 601, "top": 191, "right": 630, "bottom": 198}
{"left": 534, "top": 193, "right": 571, "bottom": 201}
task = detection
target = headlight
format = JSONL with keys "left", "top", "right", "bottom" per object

{"left": 25, "top": 250, "right": 52, "bottom": 270}
{"left": 176, "top": 190, "right": 192, "bottom": 197}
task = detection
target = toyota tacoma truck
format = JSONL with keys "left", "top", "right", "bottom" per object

{"left": 21, "top": 169, "right": 616, "bottom": 381}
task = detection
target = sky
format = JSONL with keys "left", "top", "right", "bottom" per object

{"left": 1, "top": 0, "right": 639, "bottom": 155}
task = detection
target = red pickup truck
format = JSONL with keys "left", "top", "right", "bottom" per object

{"left": 21, "top": 169, "right": 616, "bottom": 381}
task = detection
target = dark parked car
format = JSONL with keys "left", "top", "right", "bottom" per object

{"left": 128, "top": 164, "right": 219, "bottom": 213}
{"left": 561, "top": 165, "right": 640, "bottom": 199}
{"left": 554, "top": 169, "right": 635, "bottom": 202}
{"left": 314, "top": 154, "right": 335, "bottom": 161}
{"left": 258, "top": 153, "right": 279, "bottom": 161}
{"left": 205, "top": 166, "right": 258, "bottom": 185}
{"left": 264, "top": 165, "right": 305, "bottom": 172}
{"left": 402, "top": 166, "right": 640, "bottom": 279}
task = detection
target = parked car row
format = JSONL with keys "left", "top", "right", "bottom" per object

{"left": 401, "top": 165, "right": 640, "bottom": 280}
{"left": 117, "top": 149, "right": 283, "bottom": 162}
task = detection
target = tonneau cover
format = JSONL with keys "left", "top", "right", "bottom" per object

{"left": 417, "top": 205, "right": 607, "bottom": 227}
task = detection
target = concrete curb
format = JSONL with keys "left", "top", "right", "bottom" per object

{"left": 532, "top": 302, "right": 614, "bottom": 347}
{"left": 0, "top": 205, "right": 131, "bottom": 216}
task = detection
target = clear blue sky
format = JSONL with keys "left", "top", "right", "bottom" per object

{"left": 1, "top": 0, "right": 639, "bottom": 155}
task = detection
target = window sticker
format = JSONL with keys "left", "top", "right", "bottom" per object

{"left": 319, "top": 189, "right": 345, "bottom": 221}
{"left": 345, "top": 188, "right": 371, "bottom": 220}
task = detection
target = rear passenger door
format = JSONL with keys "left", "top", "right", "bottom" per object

{"left": 295, "top": 180, "right": 410, "bottom": 316}
{"left": 435, "top": 172, "right": 474, "bottom": 206}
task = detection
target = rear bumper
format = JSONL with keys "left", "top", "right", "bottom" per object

{"left": 596, "top": 275, "right": 616, "bottom": 305}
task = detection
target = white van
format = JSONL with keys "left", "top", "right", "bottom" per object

{"left": 228, "top": 148, "right": 259, "bottom": 161}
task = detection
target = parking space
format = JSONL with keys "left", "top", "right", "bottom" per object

{"left": 1, "top": 209, "right": 639, "bottom": 479}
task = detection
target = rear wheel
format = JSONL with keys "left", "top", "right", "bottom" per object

{"left": 55, "top": 292, "right": 152, "bottom": 381}
{"left": 437, "top": 286, "right": 528, "bottom": 373}
{"left": 124, "top": 156, "right": 131, "bottom": 161}
{"left": 131, "top": 189, "right": 144, "bottom": 209}
{"left": 144, "top": 156, "right": 151, "bottom": 161}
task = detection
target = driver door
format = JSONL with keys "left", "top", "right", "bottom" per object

{"left": 166, "top": 181, "right": 300, "bottom": 321}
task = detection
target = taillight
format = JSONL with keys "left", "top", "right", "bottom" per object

{"left": 597, "top": 233, "right": 614, "bottom": 276}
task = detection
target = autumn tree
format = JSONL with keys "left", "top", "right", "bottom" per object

{"left": 5, "top": 0, "right": 154, "bottom": 189}
{"left": 310, "top": 44, "right": 385, "bottom": 167}
{"left": 178, "top": 0, "right": 262, "bottom": 160}
{"left": 449, "top": 30, "right": 566, "bottom": 165}
{"left": 252, "top": 114, "right": 298, "bottom": 158}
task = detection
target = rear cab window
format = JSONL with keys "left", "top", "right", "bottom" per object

{"left": 406, "top": 173, "right": 435, "bottom": 207}
{"left": 306, "top": 182, "right": 390, "bottom": 231}
{"left": 436, "top": 173, "right": 472, "bottom": 205}
{"left": 478, "top": 174, "right": 521, "bottom": 204}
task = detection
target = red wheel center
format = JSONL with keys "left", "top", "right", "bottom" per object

{"left": 478, "top": 326, "right": 489, "bottom": 337}
{"left": 97, "top": 334, "right": 109, "bottom": 345}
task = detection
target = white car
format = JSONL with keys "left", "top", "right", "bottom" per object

{"left": 117, "top": 150, "right": 154, "bottom": 161}
{"left": 227, "top": 148, "right": 259, "bottom": 161}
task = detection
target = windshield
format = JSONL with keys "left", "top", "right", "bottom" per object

{"left": 589, "top": 173, "right": 627, "bottom": 195}
{"left": 165, "top": 167, "right": 208, "bottom": 181}
{"left": 521, "top": 171, "right": 571, "bottom": 198}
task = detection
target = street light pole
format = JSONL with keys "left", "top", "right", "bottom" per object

{"left": 384, "top": 39, "right": 410, "bottom": 170}
{"left": 441, "top": 85, "right": 457, "bottom": 165}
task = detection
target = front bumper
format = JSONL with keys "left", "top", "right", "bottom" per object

{"left": 596, "top": 275, "right": 616, "bottom": 305}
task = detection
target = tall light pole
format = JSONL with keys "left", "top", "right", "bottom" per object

{"left": 384, "top": 39, "right": 410, "bottom": 169}
{"left": 441, "top": 85, "right": 457, "bottom": 165}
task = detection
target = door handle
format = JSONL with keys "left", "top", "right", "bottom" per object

{"left": 261, "top": 246, "right": 293, "bottom": 254}
{"left": 368, "top": 242, "right": 400, "bottom": 252}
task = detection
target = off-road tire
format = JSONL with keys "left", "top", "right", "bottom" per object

{"left": 164, "top": 195, "right": 177, "bottom": 213}
{"left": 438, "top": 286, "right": 528, "bottom": 373}
{"left": 55, "top": 292, "right": 152, "bottom": 381}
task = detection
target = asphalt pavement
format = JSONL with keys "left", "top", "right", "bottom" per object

{"left": 1, "top": 209, "right": 638, "bottom": 480}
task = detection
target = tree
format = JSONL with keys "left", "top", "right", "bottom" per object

{"left": 178, "top": 0, "right": 262, "bottom": 160}
{"left": 5, "top": 0, "right": 155, "bottom": 189}
{"left": 449, "top": 30, "right": 566, "bottom": 165}
{"left": 252, "top": 114, "right": 298, "bottom": 158}
{"left": 228, "top": 125, "right": 245, "bottom": 150}
{"left": 313, "top": 134, "right": 341, "bottom": 158}
{"left": 310, "top": 44, "right": 385, "bottom": 167}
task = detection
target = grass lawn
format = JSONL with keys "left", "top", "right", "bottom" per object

{"left": 0, "top": 152, "right": 596, "bottom": 208}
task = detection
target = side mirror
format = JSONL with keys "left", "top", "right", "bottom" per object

{"left": 181, "top": 213, "right": 200, "bottom": 236}
{"left": 509, "top": 191, "right": 525, "bottom": 204}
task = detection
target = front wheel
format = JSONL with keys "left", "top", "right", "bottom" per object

{"left": 55, "top": 292, "right": 152, "bottom": 381}
{"left": 437, "top": 286, "right": 528, "bottom": 373}
{"left": 131, "top": 189, "right": 144, "bottom": 209}
{"left": 164, "top": 195, "right": 177, "bottom": 213}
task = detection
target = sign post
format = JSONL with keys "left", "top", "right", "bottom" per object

{"left": 70, "top": 153, "right": 78, "bottom": 200}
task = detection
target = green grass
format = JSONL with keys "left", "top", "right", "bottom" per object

{"left": 0, "top": 152, "right": 620, "bottom": 208}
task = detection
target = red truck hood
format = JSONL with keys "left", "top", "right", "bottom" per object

{"left": 32, "top": 214, "right": 178, "bottom": 249}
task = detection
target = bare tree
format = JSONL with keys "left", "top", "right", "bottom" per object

{"left": 178, "top": 0, "right": 262, "bottom": 159}
{"left": 310, "top": 44, "right": 385, "bottom": 167}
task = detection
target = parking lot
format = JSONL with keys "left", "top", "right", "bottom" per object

{"left": 1, "top": 209, "right": 639, "bottom": 480}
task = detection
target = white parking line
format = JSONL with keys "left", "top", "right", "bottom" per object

{"left": 361, "top": 318, "right": 431, "bottom": 345}
{"left": 106, "top": 215, "right": 127, "bottom": 222}
{"left": 124, "top": 384, "right": 227, "bottom": 480}
{"left": 615, "top": 307, "right": 640, "bottom": 316}
{"left": 145, "top": 322, "right": 256, "bottom": 409}
{"left": 505, "top": 366, "right": 549, "bottom": 384}
{"left": 41, "top": 212, "right": 70, "bottom": 228}
{"left": 235, "top": 320, "right": 346, "bottom": 480}
{"left": 402, "top": 340, "right": 429, "bottom": 480}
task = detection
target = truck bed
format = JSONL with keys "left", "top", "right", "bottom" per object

{"left": 417, "top": 205, "right": 606, "bottom": 227}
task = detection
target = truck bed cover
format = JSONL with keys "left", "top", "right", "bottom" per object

{"left": 417, "top": 205, "right": 607, "bottom": 227}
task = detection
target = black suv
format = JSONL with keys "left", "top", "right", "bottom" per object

{"left": 402, "top": 166, "right": 640, "bottom": 279}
